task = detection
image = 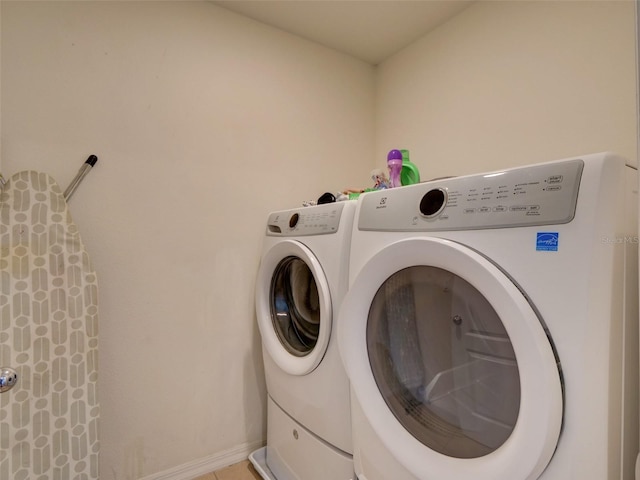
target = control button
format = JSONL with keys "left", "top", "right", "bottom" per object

{"left": 548, "top": 175, "right": 563, "bottom": 184}
{"left": 420, "top": 188, "right": 447, "bottom": 218}
{"left": 510, "top": 206, "right": 528, "bottom": 212}
{"left": 478, "top": 207, "right": 491, "bottom": 213}
{"left": 493, "top": 206, "right": 507, "bottom": 212}
{"left": 289, "top": 213, "right": 300, "bottom": 228}
{"left": 546, "top": 185, "right": 562, "bottom": 191}
{"left": 528, "top": 205, "right": 540, "bottom": 211}
{"left": 463, "top": 208, "right": 476, "bottom": 214}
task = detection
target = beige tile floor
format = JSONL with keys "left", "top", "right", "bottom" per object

{"left": 194, "top": 460, "right": 262, "bottom": 480}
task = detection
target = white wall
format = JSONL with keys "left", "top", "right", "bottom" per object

{"left": 376, "top": 0, "right": 638, "bottom": 180}
{"left": 0, "top": 2, "right": 374, "bottom": 479}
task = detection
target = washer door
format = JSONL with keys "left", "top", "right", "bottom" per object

{"left": 338, "top": 237, "right": 563, "bottom": 480}
{"left": 256, "top": 240, "right": 332, "bottom": 376}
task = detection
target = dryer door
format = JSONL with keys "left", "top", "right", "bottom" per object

{"left": 256, "top": 239, "right": 332, "bottom": 376}
{"left": 338, "top": 237, "right": 563, "bottom": 480}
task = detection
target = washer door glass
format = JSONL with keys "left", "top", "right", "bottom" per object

{"left": 367, "top": 265, "right": 520, "bottom": 459}
{"left": 271, "top": 256, "right": 321, "bottom": 356}
{"left": 256, "top": 240, "right": 332, "bottom": 376}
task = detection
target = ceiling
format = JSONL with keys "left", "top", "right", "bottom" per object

{"left": 211, "top": 1, "right": 474, "bottom": 65}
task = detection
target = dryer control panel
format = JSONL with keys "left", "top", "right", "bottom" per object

{"left": 267, "top": 201, "right": 345, "bottom": 236}
{"left": 358, "top": 158, "right": 585, "bottom": 231}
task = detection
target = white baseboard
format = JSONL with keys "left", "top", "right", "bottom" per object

{"left": 139, "top": 440, "right": 266, "bottom": 480}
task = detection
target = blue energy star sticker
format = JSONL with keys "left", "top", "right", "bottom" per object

{"left": 536, "top": 232, "right": 559, "bottom": 251}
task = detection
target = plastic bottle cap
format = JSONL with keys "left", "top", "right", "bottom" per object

{"left": 387, "top": 149, "right": 403, "bottom": 161}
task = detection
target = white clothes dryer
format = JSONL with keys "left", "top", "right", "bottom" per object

{"left": 251, "top": 201, "right": 356, "bottom": 480}
{"left": 338, "top": 153, "right": 639, "bottom": 480}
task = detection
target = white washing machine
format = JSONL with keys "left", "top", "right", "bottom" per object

{"left": 250, "top": 201, "right": 356, "bottom": 480}
{"left": 337, "top": 153, "right": 639, "bottom": 480}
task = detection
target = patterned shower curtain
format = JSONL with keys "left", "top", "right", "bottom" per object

{"left": 0, "top": 171, "right": 99, "bottom": 479}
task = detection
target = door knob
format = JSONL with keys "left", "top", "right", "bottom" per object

{"left": 0, "top": 367, "right": 18, "bottom": 393}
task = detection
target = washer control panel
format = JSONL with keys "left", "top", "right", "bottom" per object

{"left": 267, "top": 201, "right": 345, "bottom": 236}
{"left": 358, "top": 158, "right": 584, "bottom": 231}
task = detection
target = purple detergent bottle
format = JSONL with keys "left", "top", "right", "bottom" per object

{"left": 387, "top": 149, "right": 403, "bottom": 188}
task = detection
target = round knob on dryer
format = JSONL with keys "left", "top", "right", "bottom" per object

{"left": 420, "top": 188, "right": 447, "bottom": 218}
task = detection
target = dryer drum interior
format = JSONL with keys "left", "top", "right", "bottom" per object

{"left": 270, "top": 255, "right": 321, "bottom": 356}
{"left": 367, "top": 265, "right": 521, "bottom": 459}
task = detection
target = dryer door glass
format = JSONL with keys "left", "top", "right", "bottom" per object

{"left": 367, "top": 265, "right": 520, "bottom": 459}
{"left": 270, "top": 256, "right": 320, "bottom": 356}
